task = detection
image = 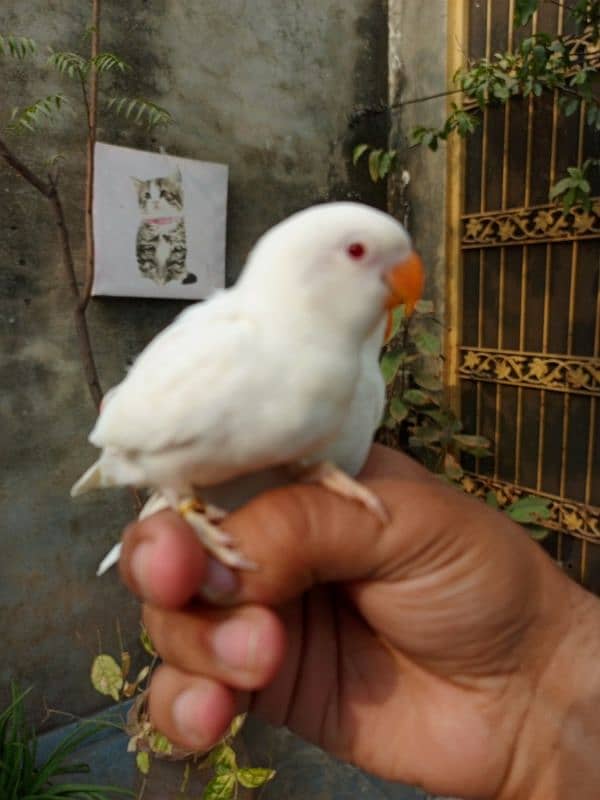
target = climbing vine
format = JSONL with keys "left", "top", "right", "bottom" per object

{"left": 356, "top": 0, "right": 600, "bottom": 209}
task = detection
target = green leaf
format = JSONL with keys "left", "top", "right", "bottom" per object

{"left": 149, "top": 731, "right": 173, "bottom": 755}
{"left": 378, "top": 150, "right": 395, "bottom": 179}
{"left": 237, "top": 768, "right": 276, "bottom": 789}
{"left": 180, "top": 762, "right": 191, "bottom": 794}
{"left": 563, "top": 97, "right": 580, "bottom": 117}
{"left": 452, "top": 434, "right": 491, "bottom": 455}
{"left": 106, "top": 96, "right": 173, "bottom": 129}
{"left": 485, "top": 490, "right": 499, "bottom": 509}
{"left": 90, "top": 654, "right": 123, "bottom": 701}
{"left": 92, "top": 51, "right": 131, "bottom": 73}
{"left": 352, "top": 143, "right": 369, "bottom": 165}
{"left": 390, "top": 397, "right": 409, "bottom": 423}
{"left": 211, "top": 743, "right": 237, "bottom": 774}
{"left": 403, "top": 389, "right": 432, "bottom": 407}
{"left": 386, "top": 305, "right": 406, "bottom": 340}
{"left": 47, "top": 50, "right": 87, "bottom": 78}
{"left": 228, "top": 712, "right": 247, "bottom": 738}
{"left": 414, "top": 331, "right": 442, "bottom": 357}
{"left": 413, "top": 371, "right": 443, "bottom": 392}
{"left": 526, "top": 525, "right": 551, "bottom": 541}
{"left": 202, "top": 773, "right": 236, "bottom": 800}
{"left": 8, "top": 93, "right": 71, "bottom": 133}
{"left": 0, "top": 34, "right": 36, "bottom": 59}
{"left": 424, "top": 407, "right": 461, "bottom": 432}
{"left": 380, "top": 350, "right": 405, "bottom": 384}
{"left": 136, "top": 751, "right": 150, "bottom": 776}
{"left": 514, "top": 1, "right": 539, "bottom": 28}
{"left": 410, "top": 424, "right": 442, "bottom": 444}
{"left": 368, "top": 148, "right": 383, "bottom": 183}
{"left": 381, "top": 412, "right": 397, "bottom": 430}
{"left": 506, "top": 495, "right": 552, "bottom": 524}
{"left": 140, "top": 624, "right": 157, "bottom": 657}
{"left": 444, "top": 452, "right": 464, "bottom": 481}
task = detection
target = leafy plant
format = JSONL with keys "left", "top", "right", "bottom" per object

{"left": 0, "top": 684, "right": 132, "bottom": 799}
{"left": 353, "top": 143, "right": 398, "bottom": 182}
{"left": 90, "top": 627, "right": 276, "bottom": 799}
{"left": 4, "top": 38, "right": 172, "bottom": 135}
{"left": 355, "top": 0, "right": 600, "bottom": 209}
{"left": 485, "top": 490, "right": 552, "bottom": 540}
{"left": 377, "top": 302, "right": 552, "bottom": 539}
{"left": 200, "top": 738, "right": 275, "bottom": 800}
{"left": 416, "top": 1, "right": 600, "bottom": 208}
{"left": 377, "top": 302, "right": 492, "bottom": 475}
{"left": 0, "top": 6, "right": 172, "bottom": 412}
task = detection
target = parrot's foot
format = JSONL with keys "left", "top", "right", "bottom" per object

{"left": 177, "top": 499, "right": 257, "bottom": 570}
{"left": 300, "top": 461, "right": 389, "bottom": 523}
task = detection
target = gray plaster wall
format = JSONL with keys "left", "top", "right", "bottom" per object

{"left": 388, "top": 1, "right": 449, "bottom": 317}
{"left": 1, "top": 0, "right": 389, "bottom": 723}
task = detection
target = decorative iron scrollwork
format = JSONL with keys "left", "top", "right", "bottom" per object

{"left": 459, "top": 348, "right": 600, "bottom": 396}
{"left": 460, "top": 473, "right": 600, "bottom": 543}
{"left": 461, "top": 199, "right": 600, "bottom": 248}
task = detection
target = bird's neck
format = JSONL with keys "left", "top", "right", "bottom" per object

{"left": 238, "top": 263, "right": 384, "bottom": 351}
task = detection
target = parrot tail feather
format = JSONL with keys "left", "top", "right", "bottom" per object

{"left": 70, "top": 460, "right": 104, "bottom": 497}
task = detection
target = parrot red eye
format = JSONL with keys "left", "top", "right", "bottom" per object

{"left": 347, "top": 242, "right": 366, "bottom": 260}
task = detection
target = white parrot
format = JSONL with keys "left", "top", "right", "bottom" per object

{"left": 73, "top": 202, "right": 424, "bottom": 571}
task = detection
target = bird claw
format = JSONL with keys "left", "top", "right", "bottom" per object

{"left": 178, "top": 500, "right": 257, "bottom": 570}
{"left": 97, "top": 541, "right": 122, "bottom": 576}
{"left": 300, "top": 460, "right": 390, "bottom": 524}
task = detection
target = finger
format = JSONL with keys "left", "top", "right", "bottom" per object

{"left": 148, "top": 663, "right": 239, "bottom": 751}
{"left": 119, "top": 510, "right": 237, "bottom": 608}
{"left": 142, "top": 602, "right": 286, "bottom": 691}
{"left": 119, "top": 446, "right": 452, "bottom": 611}
{"left": 223, "top": 473, "right": 452, "bottom": 606}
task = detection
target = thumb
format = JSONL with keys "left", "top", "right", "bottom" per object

{"left": 219, "top": 472, "right": 448, "bottom": 606}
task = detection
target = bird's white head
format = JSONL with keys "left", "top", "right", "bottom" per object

{"left": 239, "top": 202, "right": 425, "bottom": 344}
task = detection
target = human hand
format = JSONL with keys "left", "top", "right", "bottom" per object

{"left": 119, "top": 445, "right": 600, "bottom": 799}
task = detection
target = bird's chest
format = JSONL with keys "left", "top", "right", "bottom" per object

{"left": 242, "top": 339, "right": 359, "bottom": 460}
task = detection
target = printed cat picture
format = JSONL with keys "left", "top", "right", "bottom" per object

{"left": 131, "top": 168, "right": 197, "bottom": 286}
{"left": 93, "top": 142, "right": 227, "bottom": 300}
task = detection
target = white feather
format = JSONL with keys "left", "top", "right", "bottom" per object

{"left": 75, "top": 202, "right": 410, "bottom": 518}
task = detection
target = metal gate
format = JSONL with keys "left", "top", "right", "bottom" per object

{"left": 446, "top": 1, "right": 600, "bottom": 590}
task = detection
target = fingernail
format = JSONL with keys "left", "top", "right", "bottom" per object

{"left": 130, "top": 543, "right": 152, "bottom": 597}
{"left": 212, "top": 618, "right": 259, "bottom": 672}
{"left": 200, "top": 557, "right": 238, "bottom": 603}
{"left": 172, "top": 687, "right": 211, "bottom": 750}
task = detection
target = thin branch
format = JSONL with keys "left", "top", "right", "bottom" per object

{"left": 78, "top": 69, "right": 91, "bottom": 124}
{"left": 394, "top": 87, "right": 464, "bottom": 109}
{"left": 0, "top": 134, "right": 52, "bottom": 196}
{"left": 48, "top": 174, "right": 104, "bottom": 408}
{"left": 0, "top": 134, "right": 103, "bottom": 408}
{"left": 545, "top": 0, "right": 577, "bottom": 10}
{"left": 352, "top": 88, "right": 463, "bottom": 121}
{"left": 81, "top": 0, "right": 101, "bottom": 312}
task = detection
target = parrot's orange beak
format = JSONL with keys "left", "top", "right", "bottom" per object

{"left": 383, "top": 251, "right": 425, "bottom": 340}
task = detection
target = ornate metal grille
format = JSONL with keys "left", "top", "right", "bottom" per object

{"left": 447, "top": 0, "right": 600, "bottom": 590}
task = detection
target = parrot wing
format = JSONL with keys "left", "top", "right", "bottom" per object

{"left": 90, "top": 298, "right": 258, "bottom": 457}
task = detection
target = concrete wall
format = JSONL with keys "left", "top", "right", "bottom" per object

{"left": 388, "top": 1, "right": 449, "bottom": 317}
{"left": 1, "top": 0, "right": 389, "bottom": 721}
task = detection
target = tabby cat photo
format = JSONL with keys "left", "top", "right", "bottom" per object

{"left": 131, "top": 168, "right": 197, "bottom": 286}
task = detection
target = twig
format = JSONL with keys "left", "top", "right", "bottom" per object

{"left": 545, "top": 0, "right": 577, "bottom": 10}
{"left": 0, "top": 135, "right": 51, "bottom": 196}
{"left": 395, "top": 87, "right": 464, "bottom": 109}
{"left": 0, "top": 135, "right": 103, "bottom": 407}
{"left": 48, "top": 174, "right": 104, "bottom": 408}
{"left": 81, "top": 0, "right": 101, "bottom": 311}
